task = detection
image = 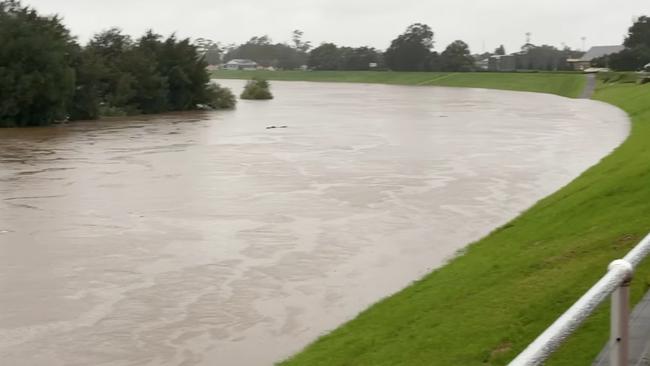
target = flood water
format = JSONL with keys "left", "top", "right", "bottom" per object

{"left": 0, "top": 80, "right": 629, "bottom": 366}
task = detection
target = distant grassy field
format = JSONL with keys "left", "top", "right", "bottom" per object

{"left": 239, "top": 73, "right": 650, "bottom": 365}
{"left": 211, "top": 70, "right": 587, "bottom": 98}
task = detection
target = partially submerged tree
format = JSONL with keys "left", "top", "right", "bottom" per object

{"left": 240, "top": 78, "right": 273, "bottom": 100}
{"left": 0, "top": 1, "right": 236, "bottom": 127}
{"left": 206, "top": 83, "right": 236, "bottom": 109}
{"left": 0, "top": 0, "right": 77, "bottom": 126}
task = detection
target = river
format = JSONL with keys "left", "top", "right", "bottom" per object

{"left": 0, "top": 80, "right": 629, "bottom": 365}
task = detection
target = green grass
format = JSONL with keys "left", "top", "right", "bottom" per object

{"left": 241, "top": 73, "right": 650, "bottom": 365}
{"left": 212, "top": 70, "right": 587, "bottom": 98}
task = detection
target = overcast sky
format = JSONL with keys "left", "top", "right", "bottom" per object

{"left": 24, "top": 0, "right": 650, "bottom": 54}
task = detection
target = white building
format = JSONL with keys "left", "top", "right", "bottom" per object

{"left": 224, "top": 59, "right": 258, "bottom": 71}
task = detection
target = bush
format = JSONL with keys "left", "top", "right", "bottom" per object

{"left": 240, "top": 78, "right": 273, "bottom": 100}
{"left": 206, "top": 83, "right": 236, "bottom": 109}
{"left": 0, "top": 0, "right": 77, "bottom": 126}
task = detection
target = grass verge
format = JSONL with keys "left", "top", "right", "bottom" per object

{"left": 211, "top": 70, "right": 586, "bottom": 98}
{"left": 238, "top": 72, "right": 650, "bottom": 365}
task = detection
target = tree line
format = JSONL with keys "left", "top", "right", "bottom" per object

{"left": 213, "top": 17, "right": 650, "bottom": 72}
{"left": 0, "top": 0, "right": 234, "bottom": 127}
{"left": 212, "top": 24, "right": 583, "bottom": 72}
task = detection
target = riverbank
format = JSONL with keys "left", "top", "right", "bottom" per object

{"left": 211, "top": 70, "right": 586, "bottom": 98}
{"left": 215, "top": 72, "right": 650, "bottom": 365}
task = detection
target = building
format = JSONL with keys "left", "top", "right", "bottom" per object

{"left": 223, "top": 59, "right": 258, "bottom": 71}
{"left": 568, "top": 45, "right": 625, "bottom": 71}
{"left": 488, "top": 55, "right": 516, "bottom": 71}
{"left": 474, "top": 58, "right": 489, "bottom": 71}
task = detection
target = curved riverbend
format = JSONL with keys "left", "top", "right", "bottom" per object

{"left": 0, "top": 81, "right": 629, "bottom": 365}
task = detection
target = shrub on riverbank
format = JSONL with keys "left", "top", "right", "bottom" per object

{"left": 0, "top": 0, "right": 77, "bottom": 127}
{"left": 0, "top": 0, "right": 234, "bottom": 127}
{"left": 240, "top": 78, "right": 274, "bottom": 100}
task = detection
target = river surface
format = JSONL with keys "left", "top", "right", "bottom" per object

{"left": 0, "top": 80, "right": 629, "bottom": 366}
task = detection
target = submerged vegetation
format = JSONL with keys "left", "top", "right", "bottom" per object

{"left": 240, "top": 78, "right": 274, "bottom": 100}
{"left": 0, "top": 0, "right": 234, "bottom": 127}
{"left": 275, "top": 74, "right": 650, "bottom": 365}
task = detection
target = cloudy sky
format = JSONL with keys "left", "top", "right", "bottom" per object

{"left": 24, "top": 0, "right": 650, "bottom": 53}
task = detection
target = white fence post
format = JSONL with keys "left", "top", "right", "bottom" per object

{"left": 610, "top": 280, "right": 630, "bottom": 366}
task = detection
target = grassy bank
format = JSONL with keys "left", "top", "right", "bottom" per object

{"left": 252, "top": 73, "right": 650, "bottom": 365}
{"left": 212, "top": 70, "right": 586, "bottom": 98}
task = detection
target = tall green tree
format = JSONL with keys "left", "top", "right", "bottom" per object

{"left": 440, "top": 40, "right": 474, "bottom": 71}
{"left": 0, "top": 0, "right": 77, "bottom": 126}
{"left": 338, "top": 47, "right": 383, "bottom": 70}
{"left": 292, "top": 30, "right": 312, "bottom": 52}
{"left": 587, "top": 16, "right": 650, "bottom": 71}
{"left": 195, "top": 38, "right": 222, "bottom": 65}
{"left": 495, "top": 45, "right": 506, "bottom": 55}
{"left": 308, "top": 43, "right": 342, "bottom": 70}
{"left": 384, "top": 23, "right": 434, "bottom": 71}
{"left": 624, "top": 16, "right": 650, "bottom": 48}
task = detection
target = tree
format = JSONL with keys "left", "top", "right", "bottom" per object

{"left": 440, "top": 40, "right": 474, "bottom": 71}
{"left": 292, "top": 30, "right": 312, "bottom": 52}
{"left": 225, "top": 34, "right": 308, "bottom": 69}
{"left": 384, "top": 23, "right": 434, "bottom": 71}
{"left": 624, "top": 16, "right": 650, "bottom": 49}
{"left": 0, "top": 0, "right": 77, "bottom": 126}
{"left": 308, "top": 43, "right": 342, "bottom": 70}
{"left": 86, "top": 28, "right": 137, "bottom": 112}
{"left": 195, "top": 38, "right": 222, "bottom": 65}
{"left": 339, "top": 47, "right": 383, "bottom": 70}
{"left": 595, "top": 16, "right": 650, "bottom": 71}
{"left": 608, "top": 46, "right": 650, "bottom": 71}
{"left": 495, "top": 45, "right": 506, "bottom": 55}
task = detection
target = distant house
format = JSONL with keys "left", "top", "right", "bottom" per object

{"left": 224, "top": 59, "right": 258, "bottom": 71}
{"left": 568, "top": 45, "right": 624, "bottom": 71}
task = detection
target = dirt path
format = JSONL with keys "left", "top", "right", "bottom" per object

{"left": 580, "top": 73, "right": 597, "bottom": 99}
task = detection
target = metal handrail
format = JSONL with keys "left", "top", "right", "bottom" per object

{"left": 509, "top": 233, "right": 650, "bottom": 366}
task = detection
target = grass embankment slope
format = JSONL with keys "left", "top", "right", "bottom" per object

{"left": 212, "top": 70, "right": 586, "bottom": 98}
{"left": 244, "top": 72, "right": 649, "bottom": 365}
{"left": 276, "top": 74, "right": 650, "bottom": 366}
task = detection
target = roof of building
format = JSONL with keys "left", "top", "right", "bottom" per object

{"left": 580, "top": 45, "right": 625, "bottom": 61}
{"left": 225, "top": 59, "right": 257, "bottom": 65}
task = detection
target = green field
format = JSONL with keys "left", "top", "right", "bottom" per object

{"left": 212, "top": 70, "right": 587, "bottom": 98}
{"left": 217, "top": 71, "right": 650, "bottom": 365}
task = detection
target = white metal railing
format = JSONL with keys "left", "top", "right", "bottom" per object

{"left": 509, "top": 232, "right": 650, "bottom": 366}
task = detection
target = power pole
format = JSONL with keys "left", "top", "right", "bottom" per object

{"left": 581, "top": 36, "right": 587, "bottom": 51}
{"left": 526, "top": 32, "right": 532, "bottom": 44}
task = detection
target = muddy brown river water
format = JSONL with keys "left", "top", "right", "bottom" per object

{"left": 0, "top": 80, "right": 629, "bottom": 366}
